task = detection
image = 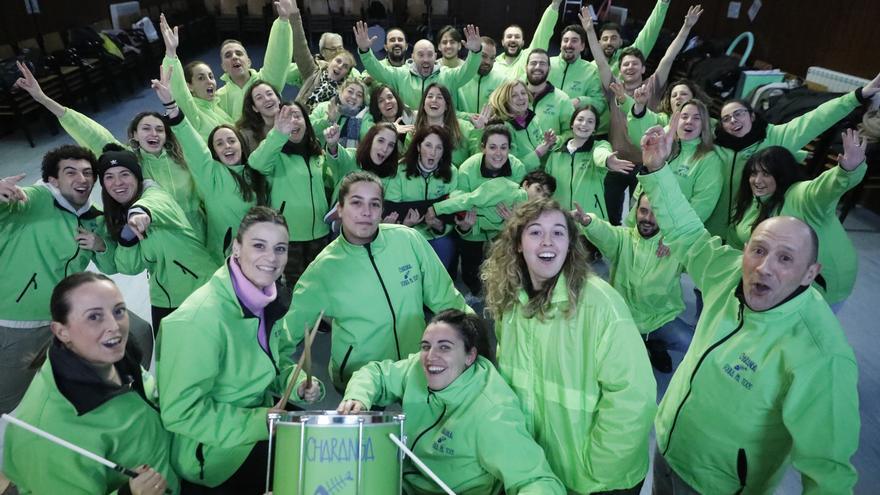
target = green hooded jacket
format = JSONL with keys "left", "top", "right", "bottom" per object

{"left": 729, "top": 163, "right": 866, "bottom": 303}
{"left": 582, "top": 215, "right": 685, "bottom": 333}
{"left": 158, "top": 262, "right": 317, "bottom": 486}
{"left": 639, "top": 165, "right": 859, "bottom": 494}
{"left": 546, "top": 138, "right": 613, "bottom": 220}
{"left": 0, "top": 184, "right": 116, "bottom": 321}
{"left": 343, "top": 354, "right": 566, "bottom": 495}
{"left": 287, "top": 224, "right": 470, "bottom": 390}
{"left": 495, "top": 274, "right": 657, "bottom": 493}
{"left": 114, "top": 184, "right": 215, "bottom": 308}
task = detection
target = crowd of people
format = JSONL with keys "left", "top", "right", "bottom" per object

{"left": 1, "top": 0, "right": 877, "bottom": 493}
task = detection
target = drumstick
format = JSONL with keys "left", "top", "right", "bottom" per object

{"left": 388, "top": 433, "right": 456, "bottom": 495}
{"left": 278, "top": 310, "right": 324, "bottom": 409}
{"left": 2, "top": 414, "right": 172, "bottom": 494}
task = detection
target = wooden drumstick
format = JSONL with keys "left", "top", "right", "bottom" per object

{"left": 278, "top": 310, "right": 324, "bottom": 409}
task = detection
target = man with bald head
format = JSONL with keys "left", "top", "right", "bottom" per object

{"left": 637, "top": 124, "right": 859, "bottom": 494}
{"left": 353, "top": 21, "right": 482, "bottom": 109}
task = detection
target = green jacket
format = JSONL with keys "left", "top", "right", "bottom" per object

{"left": 495, "top": 274, "right": 657, "bottom": 493}
{"left": 531, "top": 83, "right": 575, "bottom": 137}
{"left": 402, "top": 118, "right": 480, "bottom": 168}
{"left": 457, "top": 69, "right": 507, "bottom": 114}
{"left": 287, "top": 224, "right": 470, "bottom": 390}
{"left": 343, "top": 354, "right": 566, "bottom": 495}
{"left": 384, "top": 163, "right": 459, "bottom": 240}
{"left": 0, "top": 185, "right": 116, "bottom": 321}
{"left": 433, "top": 153, "right": 527, "bottom": 242}
{"left": 163, "top": 55, "right": 234, "bottom": 140}
{"left": 493, "top": 4, "right": 558, "bottom": 80}
{"left": 115, "top": 184, "right": 215, "bottom": 308}
{"left": 309, "top": 99, "right": 366, "bottom": 149}
{"left": 706, "top": 91, "right": 862, "bottom": 238}
{"left": 248, "top": 129, "right": 331, "bottom": 242}
{"left": 4, "top": 344, "right": 179, "bottom": 494}
{"left": 546, "top": 138, "right": 613, "bottom": 220}
{"left": 729, "top": 164, "right": 866, "bottom": 303}
{"left": 583, "top": 216, "right": 685, "bottom": 333}
{"left": 171, "top": 112, "right": 257, "bottom": 263}
{"left": 549, "top": 57, "right": 605, "bottom": 116}
{"left": 216, "top": 18, "right": 291, "bottom": 120}
{"left": 639, "top": 165, "right": 859, "bottom": 494}
{"left": 602, "top": 0, "right": 669, "bottom": 77}
{"left": 58, "top": 108, "right": 206, "bottom": 241}
{"left": 359, "top": 46, "right": 480, "bottom": 109}
{"left": 158, "top": 262, "right": 315, "bottom": 486}
{"left": 505, "top": 114, "right": 544, "bottom": 171}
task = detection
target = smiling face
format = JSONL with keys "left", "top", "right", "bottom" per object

{"left": 526, "top": 53, "right": 550, "bottom": 86}
{"left": 677, "top": 102, "right": 703, "bottom": 141}
{"left": 635, "top": 195, "right": 659, "bottom": 238}
{"left": 385, "top": 29, "right": 408, "bottom": 61}
{"left": 412, "top": 40, "right": 437, "bottom": 77}
{"left": 49, "top": 158, "right": 95, "bottom": 208}
{"left": 102, "top": 166, "right": 138, "bottom": 205}
{"left": 52, "top": 280, "right": 129, "bottom": 366}
{"left": 721, "top": 102, "right": 754, "bottom": 138}
{"left": 377, "top": 88, "right": 399, "bottom": 121}
{"left": 482, "top": 133, "right": 510, "bottom": 170}
{"left": 340, "top": 83, "right": 365, "bottom": 108}
{"left": 479, "top": 42, "right": 496, "bottom": 76}
{"left": 211, "top": 128, "right": 243, "bottom": 165}
{"left": 369, "top": 128, "right": 397, "bottom": 165}
{"left": 599, "top": 28, "right": 622, "bottom": 58}
{"left": 439, "top": 31, "right": 461, "bottom": 60}
{"left": 619, "top": 55, "right": 645, "bottom": 85}
{"left": 220, "top": 42, "right": 251, "bottom": 78}
{"left": 250, "top": 83, "right": 280, "bottom": 120}
{"left": 560, "top": 30, "right": 585, "bottom": 62}
{"left": 339, "top": 181, "right": 383, "bottom": 245}
{"left": 132, "top": 115, "right": 166, "bottom": 154}
{"left": 520, "top": 210, "right": 570, "bottom": 290}
{"left": 422, "top": 86, "right": 448, "bottom": 119}
{"left": 748, "top": 165, "right": 777, "bottom": 198}
{"left": 187, "top": 63, "right": 217, "bottom": 100}
{"left": 286, "top": 104, "right": 308, "bottom": 144}
{"left": 502, "top": 26, "right": 524, "bottom": 57}
{"left": 571, "top": 108, "right": 597, "bottom": 140}
{"left": 233, "top": 221, "right": 288, "bottom": 290}
{"left": 508, "top": 82, "right": 530, "bottom": 116}
{"left": 669, "top": 84, "right": 694, "bottom": 113}
{"left": 418, "top": 133, "right": 444, "bottom": 171}
{"left": 420, "top": 321, "right": 477, "bottom": 391}
{"left": 742, "top": 217, "right": 820, "bottom": 311}
{"left": 328, "top": 55, "right": 353, "bottom": 82}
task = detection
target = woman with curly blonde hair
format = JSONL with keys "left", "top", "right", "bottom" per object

{"left": 482, "top": 197, "right": 657, "bottom": 495}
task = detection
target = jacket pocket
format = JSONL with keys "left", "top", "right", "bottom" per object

{"left": 338, "top": 345, "right": 354, "bottom": 383}
{"left": 173, "top": 260, "right": 199, "bottom": 279}
{"left": 15, "top": 273, "right": 38, "bottom": 303}
{"left": 735, "top": 448, "right": 748, "bottom": 494}
{"left": 195, "top": 442, "right": 206, "bottom": 481}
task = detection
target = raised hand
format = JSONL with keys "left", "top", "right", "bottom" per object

{"left": 150, "top": 65, "right": 174, "bottom": 106}
{"left": 656, "top": 239, "right": 670, "bottom": 258}
{"left": 463, "top": 24, "right": 482, "bottom": 52}
{"left": 383, "top": 211, "right": 400, "bottom": 224}
{"left": 402, "top": 208, "right": 423, "bottom": 227}
{"left": 536, "top": 129, "right": 557, "bottom": 158}
{"left": 274, "top": 0, "right": 296, "bottom": 19}
{"left": 633, "top": 82, "right": 652, "bottom": 112}
{"left": 640, "top": 112, "right": 679, "bottom": 172}
{"left": 273, "top": 104, "right": 294, "bottom": 134}
{"left": 327, "top": 97, "right": 340, "bottom": 123}
{"left": 838, "top": 128, "right": 868, "bottom": 171}
{"left": 393, "top": 116, "right": 414, "bottom": 135}
{"left": 683, "top": 4, "right": 703, "bottom": 29}
{"left": 606, "top": 152, "right": 636, "bottom": 173}
{"left": 571, "top": 201, "right": 591, "bottom": 226}
{"left": 323, "top": 123, "right": 341, "bottom": 149}
{"left": 551, "top": 0, "right": 563, "bottom": 9}
{"left": 578, "top": 6, "right": 596, "bottom": 33}
{"left": 0, "top": 174, "right": 28, "bottom": 204}
{"left": 608, "top": 81, "right": 627, "bottom": 105}
{"left": 14, "top": 61, "right": 45, "bottom": 101}
{"left": 469, "top": 104, "right": 493, "bottom": 130}
{"left": 353, "top": 21, "right": 376, "bottom": 52}
{"left": 159, "top": 14, "right": 179, "bottom": 57}
{"left": 861, "top": 71, "right": 880, "bottom": 99}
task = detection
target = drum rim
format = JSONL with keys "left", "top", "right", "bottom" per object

{"left": 277, "top": 410, "right": 405, "bottom": 425}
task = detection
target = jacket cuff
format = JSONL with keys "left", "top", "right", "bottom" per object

{"left": 166, "top": 110, "right": 185, "bottom": 126}
{"left": 855, "top": 87, "right": 867, "bottom": 105}
{"left": 631, "top": 105, "right": 647, "bottom": 119}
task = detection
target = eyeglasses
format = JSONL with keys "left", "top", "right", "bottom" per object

{"left": 721, "top": 108, "right": 749, "bottom": 124}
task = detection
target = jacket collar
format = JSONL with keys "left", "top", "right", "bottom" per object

{"left": 516, "top": 272, "right": 571, "bottom": 307}
{"left": 338, "top": 223, "right": 389, "bottom": 254}
{"left": 530, "top": 82, "right": 556, "bottom": 106}
{"left": 566, "top": 137, "right": 596, "bottom": 153}
{"left": 219, "top": 258, "right": 291, "bottom": 322}
{"left": 406, "top": 59, "right": 441, "bottom": 79}
{"left": 42, "top": 182, "right": 101, "bottom": 218}
{"left": 734, "top": 279, "right": 811, "bottom": 316}
{"left": 49, "top": 338, "right": 146, "bottom": 416}
{"left": 510, "top": 109, "right": 536, "bottom": 130}
{"left": 425, "top": 356, "right": 488, "bottom": 406}
{"left": 480, "top": 155, "right": 513, "bottom": 178}
{"left": 714, "top": 117, "right": 768, "bottom": 151}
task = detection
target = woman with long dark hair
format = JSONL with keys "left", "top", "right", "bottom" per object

{"left": 729, "top": 132, "right": 867, "bottom": 306}
{"left": 324, "top": 121, "right": 401, "bottom": 191}
{"left": 235, "top": 80, "right": 282, "bottom": 151}
{"left": 361, "top": 84, "right": 415, "bottom": 147}
{"left": 410, "top": 83, "right": 478, "bottom": 167}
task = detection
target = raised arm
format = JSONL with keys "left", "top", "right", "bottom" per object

{"left": 289, "top": 2, "right": 317, "bottom": 82}
{"left": 794, "top": 129, "right": 867, "bottom": 221}
{"left": 528, "top": 0, "right": 563, "bottom": 51}
{"left": 653, "top": 5, "right": 703, "bottom": 90}
{"left": 354, "top": 21, "right": 399, "bottom": 91}
{"left": 581, "top": 7, "right": 613, "bottom": 89}
{"left": 629, "top": 0, "right": 672, "bottom": 59}
{"left": 438, "top": 25, "right": 483, "bottom": 91}
{"left": 254, "top": 0, "right": 294, "bottom": 92}
{"left": 15, "top": 61, "right": 65, "bottom": 118}
{"left": 248, "top": 104, "right": 295, "bottom": 174}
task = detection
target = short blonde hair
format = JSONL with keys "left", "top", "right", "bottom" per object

{"left": 488, "top": 80, "right": 532, "bottom": 122}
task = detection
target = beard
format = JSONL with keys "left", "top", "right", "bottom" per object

{"left": 638, "top": 222, "right": 659, "bottom": 238}
{"left": 505, "top": 44, "right": 523, "bottom": 57}
{"left": 527, "top": 70, "right": 548, "bottom": 86}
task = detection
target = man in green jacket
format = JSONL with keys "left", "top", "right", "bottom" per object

{"left": 639, "top": 125, "right": 859, "bottom": 494}
{"left": 596, "top": 0, "right": 670, "bottom": 77}
{"left": 495, "top": 0, "right": 561, "bottom": 80}
{"left": 549, "top": 24, "right": 605, "bottom": 117}
{"left": 575, "top": 193, "right": 685, "bottom": 373}
{"left": 457, "top": 36, "right": 506, "bottom": 115}
{"left": 525, "top": 49, "right": 576, "bottom": 137}
{"left": 0, "top": 146, "right": 118, "bottom": 414}
{"left": 353, "top": 21, "right": 483, "bottom": 109}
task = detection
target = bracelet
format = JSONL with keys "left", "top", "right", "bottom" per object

{"left": 162, "top": 100, "right": 177, "bottom": 107}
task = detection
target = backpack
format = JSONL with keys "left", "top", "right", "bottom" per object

{"left": 688, "top": 55, "right": 742, "bottom": 98}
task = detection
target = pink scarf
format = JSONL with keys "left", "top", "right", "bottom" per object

{"left": 228, "top": 258, "right": 277, "bottom": 353}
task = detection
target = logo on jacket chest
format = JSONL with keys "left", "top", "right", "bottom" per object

{"left": 721, "top": 352, "right": 759, "bottom": 391}
{"left": 399, "top": 263, "right": 420, "bottom": 287}
{"left": 431, "top": 428, "right": 455, "bottom": 456}
{"left": 567, "top": 81, "right": 583, "bottom": 92}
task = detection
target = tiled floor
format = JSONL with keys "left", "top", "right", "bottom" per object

{"left": 1, "top": 45, "right": 878, "bottom": 494}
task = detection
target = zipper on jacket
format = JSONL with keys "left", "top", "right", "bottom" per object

{"left": 305, "top": 157, "right": 318, "bottom": 237}
{"left": 409, "top": 392, "right": 447, "bottom": 453}
{"left": 727, "top": 151, "right": 739, "bottom": 226}
{"left": 155, "top": 277, "right": 172, "bottom": 308}
{"left": 279, "top": 200, "right": 287, "bottom": 214}
{"left": 561, "top": 62, "right": 570, "bottom": 88}
{"left": 15, "top": 273, "right": 38, "bottom": 303}
{"left": 594, "top": 193, "right": 606, "bottom": 219}
{"left": 63, "top": 246, "right": 81, "bottom": 278}
{"left": 223, "top": 227, "right": 233, "bottom": 255}
{"left": 173, "top": 260, "right": 199, "bottom": 279}
{"left": 339, "top": 345, "right": 354, "bottom": 382}
{"left": 476, "top": 76, "right": 483, "bottom": 109}
{"left": 364, "top": 243, "right": 401, "bottom": 359}
{"left": 662, "top": 302, "right": 746, "bottom": 456}
{"left": 734, "top": 448, "right": 748, "bottom": 494}
{"left": 569, "top": 155, "right": 576, "bottom": 207}
{"left": 195, "top": 442, "right": 206, "bottom": 480}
